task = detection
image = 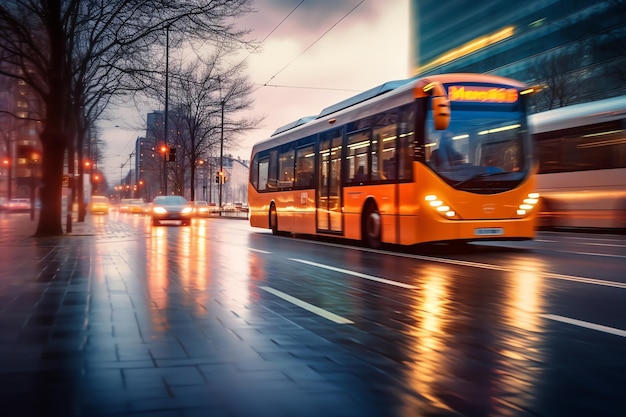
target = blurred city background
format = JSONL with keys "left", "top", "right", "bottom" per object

{"left": 0, "top": 0, "right": 624, "bottom": 230}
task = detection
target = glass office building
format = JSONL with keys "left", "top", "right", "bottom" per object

{"left": 410, "top": 0, "right": 626, "bottom": 112}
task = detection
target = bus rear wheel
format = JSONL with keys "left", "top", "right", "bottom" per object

{"left": 269, "top": 204, "right": 279, "bottom": 235}
{"left": 362, "top": 203, "right": 381, "bottom": 248}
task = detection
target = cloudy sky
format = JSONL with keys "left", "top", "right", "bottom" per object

{"left": 99, "top": 0, "right": 410, "bottom": 184}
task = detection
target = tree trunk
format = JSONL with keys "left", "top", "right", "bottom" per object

{"left": 35, "top": 130, "right": 66, "bottom": 236}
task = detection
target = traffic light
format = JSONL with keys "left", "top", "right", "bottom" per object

{"left": 215, "top": 171, "right": 226, "bottom": 184}
{"left": 169, "top": 146, "right": 176, "bottom": 162}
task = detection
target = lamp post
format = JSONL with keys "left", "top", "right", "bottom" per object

{"left": 163, "top": 24, "right": 170, "bottom": 196}
{"left": 219, "top": 99, "right": 224, "bottom": 216}
{"left": 2, "top": 157, "right": 10, "bottom": 201}
{"left": 30, "top": 152, "right": 39, "bottom": 220}
{"left": 159, "top": 145, "right": 168, "bottom": 195}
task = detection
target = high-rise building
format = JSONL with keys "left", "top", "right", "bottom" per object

{"left": 411, "top": 0, "right": 626, "bottom": 111}
{"left": 0, "top": 69, "right": 42, "bottom": 201}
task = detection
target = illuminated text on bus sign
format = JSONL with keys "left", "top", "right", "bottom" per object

{"left": 448, "top": 86, "right": 518, "bottom": 103}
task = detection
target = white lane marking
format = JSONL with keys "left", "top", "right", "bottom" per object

{"left": 347, "top": 248, "right": 626, "bottom": 290}
{"left": 289, "top": 258, "right": 418, "bottom": 290}
{"left": 580, "top": 242, "right": 626, "bottom": 248}
{"left": 538, "top": 237, "right": 626, "bottom": 249}
{"left": 266, "top": 236, "right": 625, "bottom": 290}
{"left": 567, "top": 251, "right": 626, "bottom": 259}
{"left": 260, "top": 286, "right": 354, "bottom": 324}
{"left": 542, "top": 314, "right": 626, "bottom": 338}
{"left": 541, "top": 272, "right": 626, "bottom": 289}
{"left": 249, "top": 248, "right": 271, "bottom": 254}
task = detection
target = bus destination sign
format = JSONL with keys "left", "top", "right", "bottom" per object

{"left": 448, "top": 85, "right": 518, "bottom": 103}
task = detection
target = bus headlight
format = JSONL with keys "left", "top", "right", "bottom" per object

{"left": 517, "top": 192, "right": 540, "bottom": 216}
{"left": 425, "top": 194, "right": 458, "bottom": 219}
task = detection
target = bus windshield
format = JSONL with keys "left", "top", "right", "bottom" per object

{"left": 425, "top": 103, "right": 531, "bottom": 192}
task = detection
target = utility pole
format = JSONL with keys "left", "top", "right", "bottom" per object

{"left": 219, "top": 98, "right": 224, "bottom": 216}
{"left": 163, "top": 24, "right": 170, "bottom": 196}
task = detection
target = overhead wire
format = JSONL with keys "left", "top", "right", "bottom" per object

{"left": 255, "top": 83, "right": 361, "bottom": 92}
{"left": 262, "top": 0, "right": 367, "bottom": 87}
{"left": 238, "top": 0, "right": 305, "bottom": 68}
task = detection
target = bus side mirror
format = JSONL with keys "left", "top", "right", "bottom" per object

{"left": 432, "top": 96, "right": 450, "bottom": 130}
{"left": 423, "top": 82, "right": 450, "bottom": 130}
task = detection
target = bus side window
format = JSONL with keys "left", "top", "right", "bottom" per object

{"left": 346, "top": 130, "right": 371, "bottom": 182}
{"left": 267, "top": 149, "right": 278, "bottom": 189}
{"left": 278, "top": 147, "right": 295, "bottom": 189}
{"left": 398, "top": 108, "right": 415, "bottom": 180}
{"left": 258, "top": 157, "right": 269, "bottom": 191}
{"left": 250, "top": 155, "right": 259, "bottom": 189}
{"left": 373, "top": 125, "right": 397, "bottom": 180}
{"left": 295, "top": 145, "right": 315, "bottom": 188}
{"left": 382, "top": 157, "right": 396, "bottom": 180}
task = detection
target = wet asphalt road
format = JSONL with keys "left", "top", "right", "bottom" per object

{"left": 0, "top": 211, "right": 625, "bottom": 417}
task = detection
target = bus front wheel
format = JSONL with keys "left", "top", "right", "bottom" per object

{"left": 362, "top": 203, "right": 381, "bottom": 248}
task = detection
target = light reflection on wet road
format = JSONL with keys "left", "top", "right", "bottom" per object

{"left": 108, "top": 214, "right": 626, "bottom": 416}
{"left": 1, "top": 211, "right": 625, "bottom": 416}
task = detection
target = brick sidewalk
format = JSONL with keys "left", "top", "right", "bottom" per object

{"left": 1, "top": 212, "right": 441, "bottom": 417}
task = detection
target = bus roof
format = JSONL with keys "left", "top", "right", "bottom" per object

{"left": 252, "top": 73, "right": 528, "bottom": 154}
{"left": 530, "top": 95, "right": 626, "bottom": 133}
{"left": 317, "top": 78, "right": 414, "bottom": 119}
{"left": 271, "top": 116, "right": 317, "bottom": 137}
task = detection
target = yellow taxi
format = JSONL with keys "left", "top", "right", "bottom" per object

{"left": 89, "top": 196, "right": 110, "bottom": 214}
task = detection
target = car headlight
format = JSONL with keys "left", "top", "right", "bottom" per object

{"left": 153, "top": 207, "right": 167, "bottom": 214}
{"left": 181, "top": 207, "right": 193, "bottom": 214}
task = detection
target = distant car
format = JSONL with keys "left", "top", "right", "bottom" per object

{"left": 150, "top": 195, "right": 193, "bottom": 226}
{"left": 128, "top": 198, "right": 145, "bottom": 214}
{"left": 4, "top": 198, "right": 31, "bottom": 212}
{"left": 141, "top": 202, "right": 153, "bottom": 215}
{"left": 119, "top": 199, "right": 132, "bottom": 213}
{"left": 89, "top": 195, "right": 110, "bottom": 214}
{"left": 192, "top": 200, "right": 211, "bottom": 217}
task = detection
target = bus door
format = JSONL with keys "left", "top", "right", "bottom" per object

{"left": 317, "top": 130, "right": 343, "bottom": 233}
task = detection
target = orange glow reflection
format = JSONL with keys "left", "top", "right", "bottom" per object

{"left": 146, "top": 225, "right": 169, "bottom": 332}
{"left": 490, "top": 257, "right": 546, "bottom": 413}
{"left": 177, "top": 226, "right": 192, "bottom": 297}
{"left": 399, "top": 259, "right": 548, "bottom": 414}
{"left": 503, "top": 258, "right": 546, "bottom": 333}
{"left": 405, "top": 265, "right": 453, "bottom": 411}
{"left": 217, "top": 241, "right": 253, "bottom": 321}
{"left": 181, "top": 223, "right": 211, "bottom": 315}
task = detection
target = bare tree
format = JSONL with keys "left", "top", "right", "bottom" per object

{"left": 0, "top": 0, "right": 254, "bottom": 236}
{"left": 590, "top": 0, "right": 626, "bottom": 87}
{"left": 166, "top": 50, "right": 260, "bottom": 201}
{"left": 527, "top": 48, "right": 584, "bottom": 112}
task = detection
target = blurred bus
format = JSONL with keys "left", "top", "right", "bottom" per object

{"left": 531, "top": 96, "right": 626, "bottom": 232}
{"left": 248, "top": 74, "right": 540, "bottom": 247}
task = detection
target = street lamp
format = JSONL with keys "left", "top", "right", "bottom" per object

{"left": 159, "top": 144, "right": 168, "bottom": 195}
{"left": 2, "top": 157, "right": 11, "bottom": 201}
{"left": 30, "top": 152, "right": 40, "bottom": 220}
{"left": 219, "top": 98, "right": 224, "bottom": 216}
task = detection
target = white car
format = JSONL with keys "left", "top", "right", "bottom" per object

{"left": 4, "top": 198, "right": 31, "bottom": 212}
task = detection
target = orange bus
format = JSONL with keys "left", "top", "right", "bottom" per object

{"left": 248, "top": 73, "right": 540, "bottom": 247}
